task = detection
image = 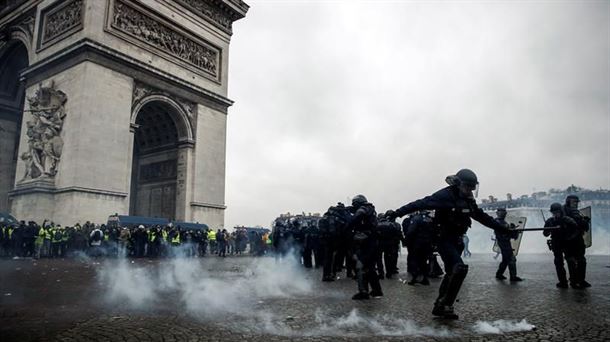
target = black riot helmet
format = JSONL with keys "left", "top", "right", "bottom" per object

{"left": 446, "top": 169, "right": 479, "bottom": 199}
{"left": 550, "top": 203, "right": 563, "bottom": 214}
{"left": 352, "top": 194, "right": 368, "bottom": 208}
{"left": 496, "top": 207, "right": 507, "bottom": 219}
{"left": 565, "top": 195, "right": 580, "bottom": 209}
{"left": 456, "top": 169, "right": 478, "bottom": 186}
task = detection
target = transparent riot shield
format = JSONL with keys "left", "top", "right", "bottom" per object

{"left": 492, "top": 216, "right": 526, "bottom": 256}
{"left": 581, "top": 206, "right": 592, "bottom": 248}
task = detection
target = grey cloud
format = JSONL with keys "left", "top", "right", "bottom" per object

{"left": 225, "top": 1, "right": 609, "bottom": 247}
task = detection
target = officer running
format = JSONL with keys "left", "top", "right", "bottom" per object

{"left": 387, "top": 169, "right": 511, "bottom": 319}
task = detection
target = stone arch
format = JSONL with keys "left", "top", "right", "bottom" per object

{"left": 0, "top": 39, "right": 29, "bottom": 212}
{"left": 131, "top": 94, "right": 194, "bottom": 144}
{"left": 129, "top": 98, "right": 195, "bottom": 220}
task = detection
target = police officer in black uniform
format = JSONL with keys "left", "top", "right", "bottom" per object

{"left": 387, "top": 169, "right": 511, "bottom": 319}
{"left": 272, "top": 218, "right": 292, "bottom": 259}
{"left": 303, "top": 220, "right": 321, "bottom": 268}
{"left": 350, "top": 194, "right": 383, "bottom": 300}
{"left": 562, "top": 195, "right": 591, "bottom": 288}
{"left": 494, "top": 208, "right": 522, "bottom": 282}
{"left": 404, "top": 211, "right": 436, "bottom": 285}
{"left": 376, "top": 211, "right": 402, "bottom": 279}
{"left": 544, "top": 202, "right": 588, "bottom": 289}
{"left": 319, "top": 203, "right": 351, "bottom": 281}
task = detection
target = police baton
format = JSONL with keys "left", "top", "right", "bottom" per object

{"left": 512, "top": 226, "right": 560, "bottom": 232}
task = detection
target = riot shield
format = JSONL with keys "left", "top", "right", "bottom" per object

{"left": 581, "top": 206, "right": 592, "bottom": 248}
{"left": 492, "top": 216, "right": 526, "bottom": 256}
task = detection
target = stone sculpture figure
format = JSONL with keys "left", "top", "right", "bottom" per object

{"left": 19, "top": 81, "right": 67, "bottom": 181}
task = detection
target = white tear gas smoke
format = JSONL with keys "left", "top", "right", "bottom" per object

{"left": 97, "top": 250, "right": 312, "bottom": 314}
{"left": 311, "top": 309, "right": 454, "bottom": 337}
{"left": 473, "top": 319, "right": 536, "bottom": 334}
{"left": 97, "top": 249, "right": 535, "bottom": 337}
{"left": 230, "top": 308, "right": 455, "bottom": 337}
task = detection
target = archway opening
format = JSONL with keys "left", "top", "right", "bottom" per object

{"left": 0, "top": 41, "right": 28, "bottom": 212}
{"left": 129, "top": 101, "right": 182, "bottom": 220}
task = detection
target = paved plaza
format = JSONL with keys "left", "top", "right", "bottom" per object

{"left": 1, "top": 253, "right": 609, "bottom": 341}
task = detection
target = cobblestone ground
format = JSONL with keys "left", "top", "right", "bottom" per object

{"left": 1, "top": 253, "right": 609, "bottom": 341}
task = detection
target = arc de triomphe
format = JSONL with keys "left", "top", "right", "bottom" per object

{"left": 0, "top": 0, "right": 248, "bottom": 228}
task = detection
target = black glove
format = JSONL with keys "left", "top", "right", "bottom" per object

{"left": 385, "top": 210, "right": 398, "bottom": 221}
{"left": 494, "top": 226, "right": 511, "bottom": 236}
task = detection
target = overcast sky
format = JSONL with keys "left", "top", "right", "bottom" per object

{"left": 225, "top": 0, "right": 609, "bottom": 231}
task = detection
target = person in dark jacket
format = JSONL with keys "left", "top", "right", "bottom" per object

{"left": 350, "top": 194, "right": 383, "bottom": 300}
{"left": 376, "top": 212, "right": 402, "bottom": 279}
{"left": 494, "top": 208, "right": 522, "bottom": 282}
{"left": 387, "top": 169, "right": 511, "bottom": 319}
{"left": 544, "top": 202, "right": 588, "bottom": 289}
{"left": 561, "top": 195, "right": 591, "bottom": 288}
{"left": 404, "top": 211, "right": 436, "bottom": 285}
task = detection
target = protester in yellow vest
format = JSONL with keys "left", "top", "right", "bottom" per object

{"left": 35, "top": 226, "right": 45, "bottom": 258}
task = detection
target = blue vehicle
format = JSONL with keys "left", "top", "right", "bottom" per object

{"left": 106, "top": 214, "right": 170, "bottom": 229}
{"left": 0, "top": 212, "right": 18, "bottom": 226}
{"left": 172, "top": 221, "right": 209, "bottom": 231}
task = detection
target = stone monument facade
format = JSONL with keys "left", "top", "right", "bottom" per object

{"left": 0, "top": 0, "right": 248, "bottom": 228}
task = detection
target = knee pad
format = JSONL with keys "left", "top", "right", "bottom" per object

{"left": 453, "top": 263, "right": 469, "bottom": 277}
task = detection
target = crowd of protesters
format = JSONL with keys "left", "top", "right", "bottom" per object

{"left": 0, "top": 220, "right": 273, "bottom": 259}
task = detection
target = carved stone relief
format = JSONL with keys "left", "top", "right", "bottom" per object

{"left": 13, "top": 13, "right": 35, "bottom": 39}
{"left": 38, "top": 0, "right": 84, "bottom": 50}
{"left": 110, "top": 0, "right": 220, "bottom": 81}
{"left": 132, "top": 81, "right": 196, "bottom": 123}
{"left": 174, "top": 0, "right": 234, "bottom": 34}
{"left": 20, "top": 81, "right": 66, "bottom": 181}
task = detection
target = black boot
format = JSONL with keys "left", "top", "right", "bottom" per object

{"left": 556, "top": 281, "right": 568, "bottom": 288}
{"left": 370, "top": 290, "right": 383, "bottom": 298}
{"left": 352, "top": 292, "right": 370, "bottom": 300}
{"left": 432, "top": 302, "right": 459, "bottom": 319}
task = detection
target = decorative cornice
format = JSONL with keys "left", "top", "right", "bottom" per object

{"left": 0, "top": 0, "right": 28, "bottom": 19}
{"left": 173, "top": 0, "right": 249, "bottom": 35}
{"left": 9, "top": 184, "right": 128, "bottom": 198}
{"left": 0, "top": 0, "right": 43, "bottom": 30}
{"left": 20, "top": 39, "right": 233, "bottom": 113}
{"left": 37, "top": 0, "right": 84, "bottom": 51}
{"left": 107, "top": 0, "right": 221, "bottom": 82}
{"left": 190, "top": 201, "right": 226, "bottom": 210}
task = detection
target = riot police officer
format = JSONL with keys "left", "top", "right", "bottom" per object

{"left": 403, "top": 211, "right": 436, "bottom": 285}
{"left": 303, "top": 220, "right": 321, "bottom": 268}
{"left": 272, "top": 218, "right": 292, "bottom": 259}
{"left": 544, "top": 202, "right": 588, "bottom": 289}
{"left": 319, "top": 203, "right": 351, "bottom": 281}
{"left": 562, "top": 195, "right": 591, "bottom": 288}
{"left": 376, "top": 211, "right": 402, "bottom": 279}
{"left": 350, "top": 195, "right": 383, "bottom": 300}
{"left": 494, "top": 208, "right": 522, "bottom": 282}
{"left": 387, "top": 169, "right": 511, "bottom": 319}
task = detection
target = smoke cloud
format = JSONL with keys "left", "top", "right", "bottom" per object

{"left": 96, "top": 255, "right": 539, "bottom": 337}
{"left": 473, "top": 319, "right": 536, "bottom": 334}
{"left": 97, "top": 253, "right": 312, "bottom": 315}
